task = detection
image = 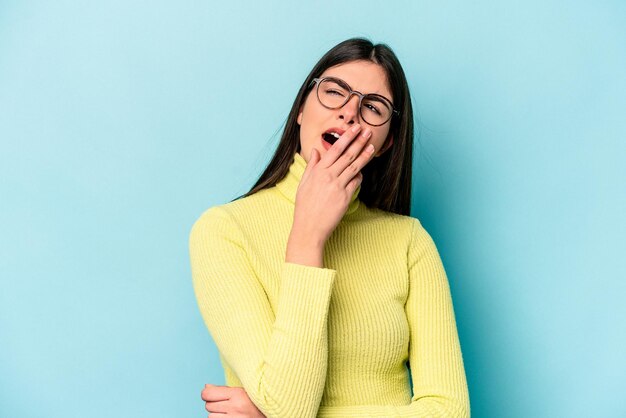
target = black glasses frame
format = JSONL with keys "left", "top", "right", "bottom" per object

{"left": 310, "top": 76, "right": 399, "bottom": 127}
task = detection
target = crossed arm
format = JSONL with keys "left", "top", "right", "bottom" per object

{"left": 192, "top": 210, "right": 470, "bottom": 417}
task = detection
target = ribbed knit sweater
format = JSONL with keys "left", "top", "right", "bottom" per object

{"left": 189, "top": 151, "right": 470, "bottom": 418}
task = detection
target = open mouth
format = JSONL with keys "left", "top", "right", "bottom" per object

{"left": 322, "top": 131, "right": 341, "bottom": 145}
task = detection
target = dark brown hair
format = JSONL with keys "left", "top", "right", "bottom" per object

{"left": 234, "top": 37, "right": 414, "bottom": 215}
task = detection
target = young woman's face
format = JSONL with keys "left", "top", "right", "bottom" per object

{"left": 297, "top": 60, "right": 394, "bottom": 163}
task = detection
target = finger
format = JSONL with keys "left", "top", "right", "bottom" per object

{"left": 337, "top": 143, "right": 375, "bottom": 188}
{"left": 301, "top": 147, "right": 319, "bottom": 183}
{"left": 330, "top": 127, "right": 372, "bottom": 177}
{"left": 201, "top": 384, "right": 232, "bottom": 402}
{"left": 205, "top": 399, "right": 230, "bottom": 414}
{"left": 345, "top": 171, "right": 363, "bottom": 195}
{"left": 319, "top": 123, "right": 362, "bottom": 168}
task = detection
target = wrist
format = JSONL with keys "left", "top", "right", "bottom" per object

{"left": 285, "top": 231, "right": 325, "bottom": 267}
{"left": 288, "top": 229, "right": 326, "bottom": 249}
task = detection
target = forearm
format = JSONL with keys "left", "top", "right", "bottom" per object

{"left": 190, "top": 207, "right": 335, "bottom": 418}
{"left": 247, "top": 263, "right": 333, "bottom": 417}
{"left": 197, "top": 262, "right": 334, "bottom": 418}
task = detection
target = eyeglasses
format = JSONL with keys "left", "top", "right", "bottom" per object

{"left": 310, "top": 76, "right": 399, "bottom": 127}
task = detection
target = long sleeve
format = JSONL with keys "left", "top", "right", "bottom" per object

{"left": 317, "top": 218, "right": 470, "bottom": 418}
{"left": 189, "top": 206, "right": 335, "bottom": 418}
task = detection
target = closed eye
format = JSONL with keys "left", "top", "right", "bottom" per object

{"left": 326, "top": 88, "right": 345, "bottom": 96}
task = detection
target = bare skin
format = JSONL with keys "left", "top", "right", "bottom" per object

{"left": 201, "top": 384, "right": 265, "bottom": 417}
{"left": 286, "top": 122, "right": 374, "bottom": 266}
{"left": 202, "top": 60, "right": 394, "bottom": 417}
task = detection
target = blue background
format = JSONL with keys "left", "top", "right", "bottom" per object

{"left": 1, "top": 1, "right": 624, "bottom": 417}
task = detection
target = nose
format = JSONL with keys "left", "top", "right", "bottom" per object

{"left": 338, "top": 94, "right": 361, "bottom": 125}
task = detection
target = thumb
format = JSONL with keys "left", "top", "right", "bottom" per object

{"left": 302, "top": 148, "right": 319, "bottom": 181}
{"left": 311, "top": 148, "right": 321, "bottom": 164}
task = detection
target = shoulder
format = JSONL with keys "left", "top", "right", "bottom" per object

{"left": 191, "top": 189, "right": 272, "bottom": 227}
{"left": 189, "top": 188, "right": 278, "bottom": 242}
{"left": 188, "top": 205, "right": 234, "bottom": 252}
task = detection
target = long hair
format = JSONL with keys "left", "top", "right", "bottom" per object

{"left": 234, "top": 38, "right": 414, "bottom": 216}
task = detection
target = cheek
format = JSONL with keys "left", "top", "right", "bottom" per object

{"left": 298, "top": 94, "right": 318, "bottom": 125}
{"left": 373, "top": 128, "right": 391, "bottom": 148}
{"left": 299, "top": 109, "right": 320, "bottom": 137}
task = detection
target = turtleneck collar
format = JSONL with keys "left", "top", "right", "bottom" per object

{"left": 275, "top": 152, "right": 361, "bottom": 216}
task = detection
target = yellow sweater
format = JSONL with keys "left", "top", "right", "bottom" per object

{"left": 189, "top": 152, "right": 470, "bottom": 418}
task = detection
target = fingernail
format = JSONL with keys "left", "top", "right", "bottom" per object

{"left": 366, "top": 144, "right": 375, "bottom": 153}
{"left": 351, "top": 124, "right": 361, "bottom": 133}
{"left": 363, "top": 129, "right": 372, "bottom": 139}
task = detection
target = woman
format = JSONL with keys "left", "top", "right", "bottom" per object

{"left": 189, "top": 38, "right": 470, "bottom": 417}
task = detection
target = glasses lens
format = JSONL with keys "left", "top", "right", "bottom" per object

{"left": 317, "top": 79, "right": 349, "bottom": 108}
{"left": 361, "top": 96, "right": 392, "bottom": 126}
{"left": 317, "top": 78, "right": 394, "bottom": 126}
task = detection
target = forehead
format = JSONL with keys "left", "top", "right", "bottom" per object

{"left": 320, "top": 60, "right": 392, "bottom": 100}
